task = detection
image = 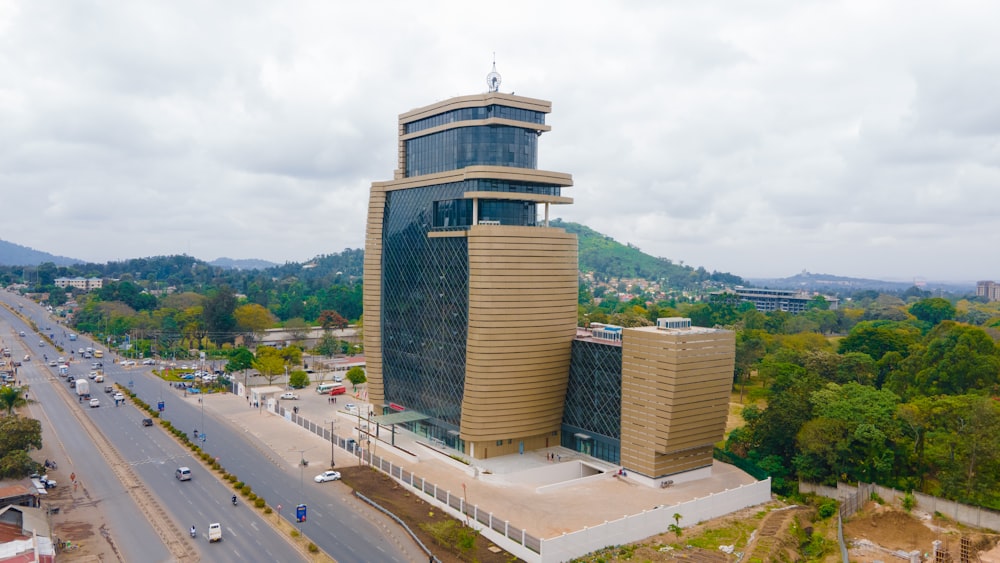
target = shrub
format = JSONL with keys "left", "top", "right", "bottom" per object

{"left": 307, "top": 542, "right": 319, "bottom": 553}
{"left": 247, "top": 493, "right": 257, "bottom": 501}
{"left": 290, "top": 530, "right": 300, "bottom": 538}
{"left": 264, "top": 507, "right": 272, "bottom": 514}
{"left": 227, "top": 474, "right": 237, "bottom": 482}
{"left": 817, "top": 498, "right": 838, "bottom": 519}
{"left": 254, "top": 498, "right": 266, "bottom": 508}
{"left": 234, "top": 482, "right": 244, "bottom": 490}
{"left": 903, "top": 493, "right": 916, "bottom": 512}
{"left": 241, "top": 486, "right": 252, "bottom": 497}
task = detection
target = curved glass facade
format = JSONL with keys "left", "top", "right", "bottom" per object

{"left": 406, "top": 125, "right": 538, "bottom": 176}
{"left": 405, "top": 105, "right": 545, "bottom": 134}
{"left": 425, "top": 179, "right": 563, "bottom": 230}
{"left": 381, "top": 184, "right": 471, "bottom": 430}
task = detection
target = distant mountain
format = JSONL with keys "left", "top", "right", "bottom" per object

{"left": 209, "top": 257, "right": 279, "bottom": 270}
{"left": 746, "top": 271, "right": 974, "bottom": 295}
{"left": 0, "top": 238, "right": 81, "bottom": 266}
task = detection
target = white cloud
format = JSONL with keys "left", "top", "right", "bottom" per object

{"left": 1, "top": 0, "right": 999, "bottom": 281}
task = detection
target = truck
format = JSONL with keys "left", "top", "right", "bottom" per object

{"left": 75, "top": 379, "right": 90, "bottom": 398}
{"left": 208, "top": 522, "right": 222, "bottom": 542}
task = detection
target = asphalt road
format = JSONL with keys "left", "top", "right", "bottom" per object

{"left": 3, "top": 292, "right": 416, "bottom": 563}
{"left": 110, "top": 362, "right": 415, "bottom": 563}
{"left": 0, "top": 303, "right": 171, "bottom": 562}
{"left": 3, "top": 294, "right": 307, "bottom": 562}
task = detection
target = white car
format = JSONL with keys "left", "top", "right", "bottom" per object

{"left": 113, "top": 392, "right": 125, "bottom": 401}
{"left": 314, "top": 470, "right": 342, "bottom": 483}
{"left": 89, "top": 398, "right": 100, "bottom": 408}
{"left": 280, "top": 392, "right": 299, "bottom": 400}
{"left": 345, "top": 403, "right": 359, "bottom": 415}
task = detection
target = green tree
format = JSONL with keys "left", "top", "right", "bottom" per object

{"left": 313, "top": 333, "right": 340, "bottom": 357}
{"left": 0, "top": 386, "right": 27, "bottom": 416}
{"left": 838, "top": 321, "right": 919, "bottom": 361}
{"left": 234, "top": 303, "right": 275, "bottom": 346}
{"left": 0, "top": 416, "right": 42, "bottom": 454}
{"left": 346, "top": 366, "right": 367, "bottom": 391}
{"left": 0, "top": 450, "right": 40, "bottom": 479}
{"left": 794, "top": 383, "right": 900, "bottom": 484}
{"left": 203, "top": 285, "right": 238, "bottom": 345}
{"left": 226, "top": 347, "right": 255, "bottom": 385}
{"left": 288, "top": 370, "right": 310, "bottom": 389}
{"left": 252, "top": 352, "right": 286, "bottom": 386}
{"left": 909, "top": 297, "right": 956, "bottom": 325}
{"left": 889, "top": 322, "right": 1000, "bottom": 397}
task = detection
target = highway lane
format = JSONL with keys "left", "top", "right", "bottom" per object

{"left": 104, "top": 360, "right": 414, "bottom": 563}
{"left": 4, "top": 292, "right": 417, "bottom": 563}
{"left": 2, "top": 297, "right": 305, "bottom": 562}
{"left": 84, "top": 380, "right": 304, "bottom": 562}
{"left": 0, "top": 311, "right": 172, "bottom": 562}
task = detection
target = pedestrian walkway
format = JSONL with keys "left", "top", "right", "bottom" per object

{"left": 196, "top": 391, "right": 759, "bottom": 540}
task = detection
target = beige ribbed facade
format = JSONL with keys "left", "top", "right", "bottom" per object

{"left": 461, "top": 225, "right": 577, "bottom": 457}
{"left": 362, "top": 188, "right": 386, "bottom": 405}
{"left": 620, "top": 325, "right": 734, "bottom": 478}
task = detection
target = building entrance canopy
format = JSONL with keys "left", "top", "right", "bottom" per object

{"left": 372, "top": 411, "right": 430, "bottom": 425}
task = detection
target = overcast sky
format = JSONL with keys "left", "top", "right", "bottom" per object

{"left": 2, "top": 1, "right": 998, "bottom": 282}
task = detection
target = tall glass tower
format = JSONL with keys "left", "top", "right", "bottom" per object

{"left": 364, "top": 73, "right": 578, "bottom": 459}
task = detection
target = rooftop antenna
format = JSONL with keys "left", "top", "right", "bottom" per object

{"left": 486, "top": 53, "right": 501, "bottom": 93}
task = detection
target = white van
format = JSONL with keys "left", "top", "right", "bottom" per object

{"left": 175, "top": 467, "right": 192, "bottom": 481}
{"left": 317, "top": 383, "right": 337, "bottom": 394}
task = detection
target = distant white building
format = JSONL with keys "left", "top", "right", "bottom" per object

{"left": 54, "top": 277, "right": 103, "bottom": 291}
{"left": 715, "top": 287, "right": 839, "bottom": 313}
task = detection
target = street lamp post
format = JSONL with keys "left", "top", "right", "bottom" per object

{"left": 296, "top": 446, "right": 313, "bottom": 532}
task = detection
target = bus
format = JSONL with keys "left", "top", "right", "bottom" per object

{"left": 316, "top": 383, "right": 346, "bottom": 395}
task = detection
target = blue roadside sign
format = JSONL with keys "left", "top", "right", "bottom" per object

{"left": 296, "top": 504, "right": 307, "bottom": 522}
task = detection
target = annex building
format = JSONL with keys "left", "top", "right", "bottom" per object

{"left": 364, "top": 72, "right": 735, "bottom": 485}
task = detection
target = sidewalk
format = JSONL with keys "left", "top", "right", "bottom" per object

{"left": 197, "top": 390, "right": 759, "bottom": 541}
{"left": 197, "top": 392, "right": 430, "bottom": 562}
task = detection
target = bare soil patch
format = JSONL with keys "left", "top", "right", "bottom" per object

{"left": 339, "top": 465, "right": 519, "bottom": 563}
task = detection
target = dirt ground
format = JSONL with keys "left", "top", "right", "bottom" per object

{"left": 32, "top": 411, "right": 123, "bottom": 563}
{"left": 844, "top": 501, "right": 1000, "bottom": 563}
{"left": 339, "top": 465, "right": 519, "bottom": 563}
{"left": 563, "top": 499, "right": 1000, "bottom": 563}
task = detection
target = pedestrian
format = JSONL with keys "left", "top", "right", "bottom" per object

{"left": 70, "top": 472, "right": 76, "bottom": 482}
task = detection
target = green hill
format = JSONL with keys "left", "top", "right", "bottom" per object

{"left": 552, "top": 219, "right": 743, "bottom": 289}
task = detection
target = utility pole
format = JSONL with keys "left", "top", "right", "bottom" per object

{"left": 330, "top": 419, "right": 336, "bottom": 468}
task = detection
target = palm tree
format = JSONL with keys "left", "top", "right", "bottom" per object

{"left": 0, "top": 385, "right": 28, "bottom": 416}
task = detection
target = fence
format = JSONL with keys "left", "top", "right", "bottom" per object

{"left": 281, "top": 405, "right": 771, "bottom": 562}
{"left": 800, "top": 481, "right": 1000, "bottom": 532}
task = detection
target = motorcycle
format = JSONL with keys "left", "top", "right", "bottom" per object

{"left": 231, "top": 496, "right": 237, "bottom": 506}
{"left": 44, "top": 460, "right": 58, "bottom": 470}
{"left": 190, "top": 527, "right": 196, "bottom": 538}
